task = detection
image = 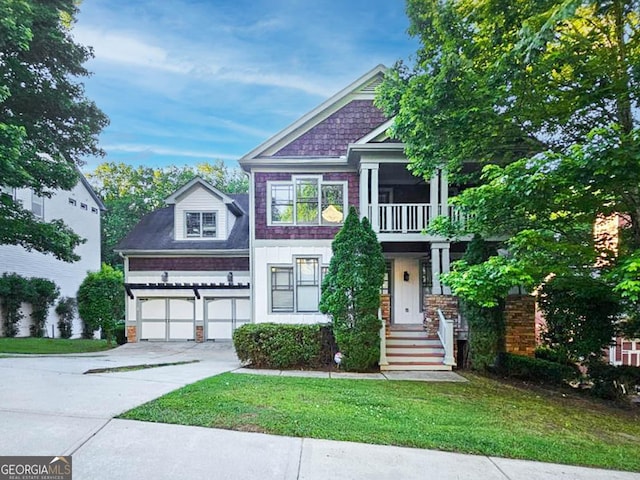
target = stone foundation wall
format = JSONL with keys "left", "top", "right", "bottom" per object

{"left": 423, "top": 295, "right": 459, "bottom": 337}
{"left": 504, "top": 295, "right": 536, "bottom": 357}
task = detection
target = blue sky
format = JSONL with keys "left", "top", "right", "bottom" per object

{"left": 74, "top": 0, "right": 418, "bottom": 172}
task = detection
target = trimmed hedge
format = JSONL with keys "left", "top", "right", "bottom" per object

{"left": 588, "top": 362, "right": 640, "bottom": 400}
{"left": 495, "top": 353, "right": 578, "bottom": 386}
{"left": 233, "top": 323, "right": 336, "bottom": 369}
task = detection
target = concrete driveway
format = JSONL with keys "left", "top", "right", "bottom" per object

{"left": 0, "top": 342, "right": 239, "bottom": 456}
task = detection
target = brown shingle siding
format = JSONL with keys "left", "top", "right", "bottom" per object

{"left": 129, "top": 257, "right": 249, "bottom": 271}
{"left": 273, "top": 100, "right": 388, "bottom": 157}
{"left": 254, "top": 172, "right": 359, "bottom": 240}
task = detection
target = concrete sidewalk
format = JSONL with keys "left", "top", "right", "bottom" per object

{"left": 72, "top": 419, "right": 640, "bottom": 480}
{"left": 234, "top": 367, "right": 467, "bottom": 382}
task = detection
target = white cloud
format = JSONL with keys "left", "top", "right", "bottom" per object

{"left": 75, "top": 25, "right": 336, "bottom": 97}
{"left": 103, "top": 143, "right": 240, "bottom": 161}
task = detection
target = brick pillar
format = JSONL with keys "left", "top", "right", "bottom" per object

{"left": 126, "top": 326, "right": 137, "bottom": 343}
{"left": 505, "top": 295, "right": 536, "bottom": 357}
{"left": 423, "top": 294, "right": 459, "bottom": 337}
{"left": 380, "top": 294, "right": 391, "bottom": 337}
{"left": 195, "top": 325, "right": 204, "bottom": 343}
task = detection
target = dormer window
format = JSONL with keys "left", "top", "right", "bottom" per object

{"left": 185, "top": 211, "right": 217, "bottom": 238}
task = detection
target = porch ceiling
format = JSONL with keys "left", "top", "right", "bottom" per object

{"left": 378, "top": 164, "right": 426, "bottom": 186}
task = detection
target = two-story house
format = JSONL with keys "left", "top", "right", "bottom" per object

{"left": 116, "top": 177, "right": 250, "bottom": 342}
{"left": 120, "top": 66, "right": 536, "bottom": 371}
{"left": 0, "top": 172, "right": 104, "bottom": 337}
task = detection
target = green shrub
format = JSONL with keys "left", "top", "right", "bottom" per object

{"left": 495, "top": 353, "right": 578, "bottom": 385}
{"left": 114, "top": 320, "right": 127, "bottom": 345}
{"left": 588, "top": 361, "right": 640, "bottom": 400}
{"left": 25, "top": 278, "right": 59, "bottom": 337}
{"left": 55, "top": 297, "right": 76, "bottom": 339}
{"left": 77, "top": 264, "right": 124, "bottom": 344}
{"left": 233, "top": 323, "right": 335, "bottom": 369}
{"left": 0, "top": 273, "right": 29, "bottom": 337}
{"left": 333, "top": 313, "right": 381, "bottom": 372}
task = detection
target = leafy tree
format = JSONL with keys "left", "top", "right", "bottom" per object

{"left": 320, "top": 208, "right": 385, "bottom": 371}
{"left": 538, "top": 275, "right": 621, "bottom": 364}
{"left": 0, "top": 0, "right": 108, "bottom": 261}
{"left": 25, "top": 278, "right": 59, "bottom": 337}
{"left": 87, "top": 161, "right": 248, "bottom": 266}
{"left": 55, "top": 296, "right": 76, "bottom": 339}
{"left": 377, "top": 0, "right": 640, "bottom": 335}
{"left": 0, "top": 273, "right": 29, "bottom": 337}
{"left": 77, "top": 264, "right": 124, "bottom": 344}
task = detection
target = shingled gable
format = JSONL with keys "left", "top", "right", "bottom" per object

{"left": 239, "top": 64, "right": 390, "bottom": 165}
{"left": 165, "top": 176, "right": 245, "bottom": 217}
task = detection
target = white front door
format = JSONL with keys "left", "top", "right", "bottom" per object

{"left": 393, "top": 258, "right": 423, "bottom": 324}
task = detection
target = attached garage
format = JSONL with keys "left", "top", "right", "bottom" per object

{"left": 205, "top": 296, "right": 250, "bottom": 340}
{"left": 138, "top": 297, "right": 195, "bottom": 341}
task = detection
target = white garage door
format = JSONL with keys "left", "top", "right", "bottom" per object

{"left": 138, "top": 297, "right": 195, "bottom": 341}
{"left": 205, "top": 297, "right": 250, "bottom": 340}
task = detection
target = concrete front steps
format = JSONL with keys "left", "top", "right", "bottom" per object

{"left": 382, "top": 325, "right": 451, "bottom": 371}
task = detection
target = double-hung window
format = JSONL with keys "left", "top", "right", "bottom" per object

{"left": 31, "top": 191, "right": 44, "bottom": 219}
{"left": 185, "top": 211, "right": 217, "bottom": 238}
{"left": 269, "top": 176, "right": 346, "bottom": 226}
{"left": 270, "top": 258, "right": 325, "bottom": 313}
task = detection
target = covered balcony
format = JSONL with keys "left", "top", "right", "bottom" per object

{"left": 359, "top": 161, "right": 462, "bottom": 241}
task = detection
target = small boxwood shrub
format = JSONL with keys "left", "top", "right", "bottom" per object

{"left": 588, "top": 362, "right": 640, "bottom": 400}
{"left": 233, "top": 323, "right": 335, "bottom": 369}
{"left": 495, "top": 353, "right": 579, "bottom": 385}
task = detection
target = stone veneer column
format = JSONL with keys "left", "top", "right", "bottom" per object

{"left": 126, "top": 326, "right": 137, "bottom": 343}
{"left": 504, "top": 295, "right": 536, "bottom": 357}
{"left": 195, "top": 325, "right": 204, "bottom": 343}
{"left": 423, "top": 294, "right": 459, "bottom": 337}
{"left": 380, "top": 294, "right": 391, "bottom": 337}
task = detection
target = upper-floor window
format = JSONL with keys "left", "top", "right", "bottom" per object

{"left": 185, "top": 211, "right": 217, "bottom": 238}
{"left": 32, "top": 191, "right": 44, "bottom": 219}
{"left": 269, "top": 176, "right": 346, "bottom": 226}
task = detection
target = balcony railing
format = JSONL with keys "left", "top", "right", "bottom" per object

{"left": 368, "top": 203, "right": 467, "bottom": 234}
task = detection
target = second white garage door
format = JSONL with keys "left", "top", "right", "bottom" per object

{"left": 138, "top": 297, "right": 195, "bottom": 341}
{"left": 205, "top": 297, "right": 250, "bottom": 340}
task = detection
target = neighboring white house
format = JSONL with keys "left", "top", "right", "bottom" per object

{"left": 0, "top": 173, "right": 105, "bottom": 338}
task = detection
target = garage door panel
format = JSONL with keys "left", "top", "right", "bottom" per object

{"left": 169, "top": 298, "right": 194, "bottom": 319}
{"left": 205, "top": 297, "right": 249, "bottom": 341}
{"left": 206, "top": 299, "right": 232, "bottom": 319}
{"left": 169, "top": 321, "right": 195, "bottom": 340}
{"left": 140, "top": 320, "right": 166, "bottom": 340}
{"left": 207, "top": 321, "right": 233, "bottom": 340}
{"left": 141, "top": 299, "right": 165, "bottom": 318}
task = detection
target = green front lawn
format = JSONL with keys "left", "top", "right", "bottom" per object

{"left": 0, "top": 337, "right": 114, "bottom": 354}
{"left": 121, "top": 372, "right": 640, "bottom": 472}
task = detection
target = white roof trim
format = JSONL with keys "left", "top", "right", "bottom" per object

{"left": 354, "top": 117, "right": 396, "bottom": 144}
{"left": 165, "top": 177, "right": 230, "bottom": 204}
{"left": 239, "top": 65, "right": 388, "bottom": 163}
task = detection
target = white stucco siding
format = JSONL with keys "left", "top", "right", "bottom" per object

{"left": 174, "top": 185, "right": 229, "bottom": 240}
{"left": 0, "top": 181, "right": 102, "bottom": 338}
{"left": 253, "top": 242, "right": 333, "bottom": 325}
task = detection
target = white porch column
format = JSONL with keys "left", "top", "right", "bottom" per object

{"left": 370, "top": 164, "right": 380, "bottom": 232}
{"left": 429, "top": 170, "right": 440, "bottom": 220}
{"left": 441, "top": 243, "right": 451, "bottom": 295}
{"left": 440, "top": 169, "right": 448, "bottom": 218}
{"left": 431, "top": 243, "right": 441, "bottom": 295}
{"left": 359, "top": 166, "right": 369, "bottom": 221}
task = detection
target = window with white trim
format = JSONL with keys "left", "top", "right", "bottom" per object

{"left": 31, "top": 191, "right": 44, "bottom": 219}
{"left": 269, "top": 176, "right": 346, "bottom": 226}
{"left": 185, "top": 211, "right": 217, "bottom": 238}
{"left": 270, "top": 258, "right": 327, "bottom": 313}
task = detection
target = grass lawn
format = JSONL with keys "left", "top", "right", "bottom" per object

{"left": 0, "top": 337, "right": 114, "bottom": 354}
{"left": 121, "top": 372, "right": 640, "bottom": 472}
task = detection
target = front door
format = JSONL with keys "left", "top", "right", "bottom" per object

{"left": 392, "top": 258, "right": 423, "bottom": 324}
